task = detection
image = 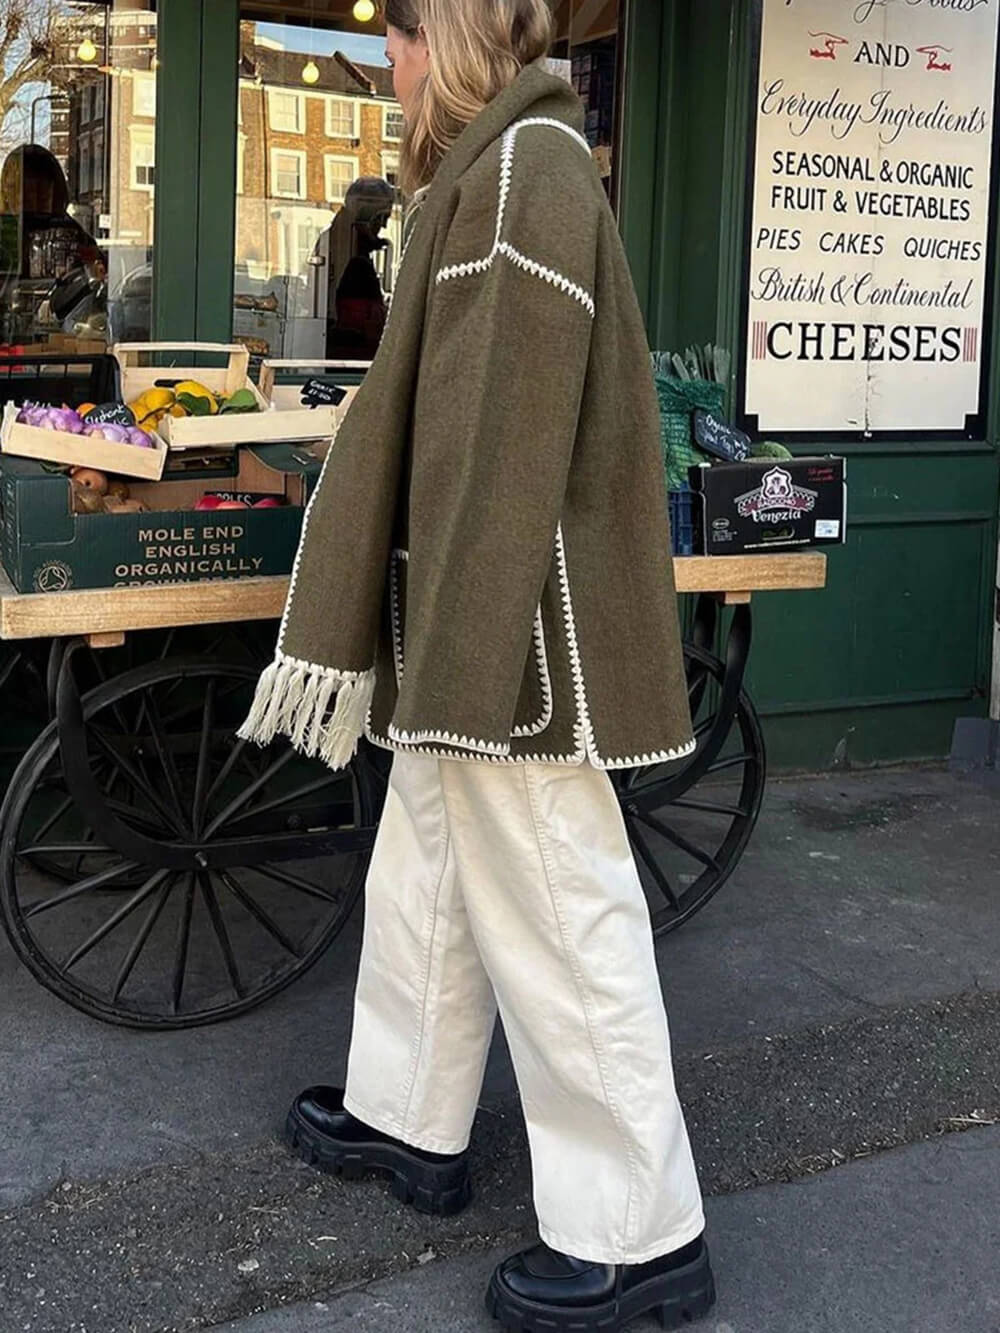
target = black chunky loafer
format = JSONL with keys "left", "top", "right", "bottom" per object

{"left": 284, "top": 1085, "right": 472, "bottom": 1217}
{"left": 486, "top": 1234, "right": 715, "bottom": 1331}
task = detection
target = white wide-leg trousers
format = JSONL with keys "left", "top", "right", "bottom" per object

{"left": 343, "top": 752, "right": 705, "bottom": 1264}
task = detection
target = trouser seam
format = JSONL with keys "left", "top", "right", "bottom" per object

{"left": 521, "top": 765, "right": 639, "bottom": 1256}
{"left": 398, "top": 759, "right": 452, "bottom": 1136}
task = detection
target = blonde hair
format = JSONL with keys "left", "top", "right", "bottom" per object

{"left": 383, "top": 0, "right": 553, "bottom": 194}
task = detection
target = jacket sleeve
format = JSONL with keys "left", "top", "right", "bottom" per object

{"left": 399, "top": 137, "right": 600, "bottom": 748}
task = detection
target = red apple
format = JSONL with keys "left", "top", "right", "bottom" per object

{"left": 194, "top": 495, "right": 222, "bottom": 510}
{"left": 253, "top": 498, "right": 282, "bottom": 508}
{"left": 215, "top": 500, "right": 249, "bottom": 510}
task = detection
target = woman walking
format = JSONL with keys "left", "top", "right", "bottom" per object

{"left": 238, "top": 2, "right": 715, "bottom": 1328}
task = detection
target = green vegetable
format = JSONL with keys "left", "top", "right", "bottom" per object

{"left": 177, "top": 392, "right": 214, "bottom": 417}
{"left": 218, "top": 388, "right": 260, "bottom": 415}
{"left": 750, "top": 440, "right": 793, "bottom": 460}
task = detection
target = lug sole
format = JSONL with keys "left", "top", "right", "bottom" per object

{"left": 284, "top": 1107, "right": 472, "bottom": 1217}
{"left": 485, "top": 1245, "right": 716, "bottom": 1332}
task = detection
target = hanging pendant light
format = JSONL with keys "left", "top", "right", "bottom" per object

{"left": 301, "top": 59, "right": 320, "bottom": 84}
{"left": 77, "top": 36, "right": 98, "bottom": 62}
{"left": 353, "top": 0, "right": 376, "bottom": 22}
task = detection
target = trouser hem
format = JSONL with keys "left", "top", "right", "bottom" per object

{"left": 537, "top": 1210, "right": 706, "bottom": 1267}
{"left": 341, "top": 1090, "right": 471, "bottom": 1156}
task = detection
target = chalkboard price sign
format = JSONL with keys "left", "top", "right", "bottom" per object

{"left": 693, "top": 410, "right": 751, "bottom": 464}
{"left": 84, "top": 401, "right": 136, "bottom": 427}
{"left": 301, "top": 378, "right": 347, "bottom": 408}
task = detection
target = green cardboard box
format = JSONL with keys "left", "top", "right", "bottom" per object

{"left": 0, "top": 442, "right": 324, "bottom": 594}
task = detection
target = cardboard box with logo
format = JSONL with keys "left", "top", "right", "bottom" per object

{"left": 689, "top": 457, "right": 846, "bottom": 554}
{"left": 0, "top": 442, "right": 326, "bottom": 594}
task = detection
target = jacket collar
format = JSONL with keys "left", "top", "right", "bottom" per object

{"left": 426, "top": 63, "right": 586, "bottom": 206}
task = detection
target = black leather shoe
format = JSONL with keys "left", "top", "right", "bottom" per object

{"left": 486, "top": 1234, "right": 715, "bottom": 1331}
{"left": 284, "top": 1086, "right": 471, "bottom": 1216}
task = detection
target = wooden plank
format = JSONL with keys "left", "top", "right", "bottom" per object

{"left": 674, "top": 553, "right": 827, "bottom": 595}
{"left": 0, "top": 553, "right": 827, "bottom": 643}
{"left": 0, "top": 574, "right": 288, "bottom": 641}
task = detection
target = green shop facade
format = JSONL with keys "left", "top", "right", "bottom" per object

{"left": 74, "top": 0, "right": 1000, "bottom": 768}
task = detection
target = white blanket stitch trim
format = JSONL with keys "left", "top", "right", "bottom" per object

{"left": 435, "top": 119, "right": 596, "bottom": 318}
{"left": 368, "top": 523, "right": 697, "bottom": 769}
{"left": 512, "top": 606, "right": 554, "bottom": 738}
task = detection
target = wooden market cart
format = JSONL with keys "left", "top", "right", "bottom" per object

{"left": 0, "top": 551, "right": 826, "bottom": 1029}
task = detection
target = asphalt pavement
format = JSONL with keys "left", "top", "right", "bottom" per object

{"left": 1, "top": 765, "right": 998, "bottom": 1331}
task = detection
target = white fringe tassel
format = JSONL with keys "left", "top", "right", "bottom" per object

{"left": 237, "top": 655, "right": 376, "bottom": 771}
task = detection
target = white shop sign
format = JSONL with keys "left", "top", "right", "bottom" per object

{"left": 745, "top": 0, "right": 1000, "bottom": 434}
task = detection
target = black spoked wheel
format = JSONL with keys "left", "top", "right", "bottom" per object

{"left": 612, "top": 642, "right": 766, "bottom": 936}
{"left": 0, "top": 658, "right": 377, "bottom": 1028}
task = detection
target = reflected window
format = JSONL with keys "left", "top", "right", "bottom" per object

{"left": 268, "top": 89, "right": 304, "bottom": 133}
{"left": 326, "top": 97, "right": 359, "bottom": 139}
{"left": 325, "top": 155, "right": 358, "bottom": 205}
{"left": 272, "top": 149, "right": 306, "bottom": 200}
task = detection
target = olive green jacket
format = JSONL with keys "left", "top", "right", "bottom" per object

{"left": 239, "top": 64, "right": 694, "bottom": 770}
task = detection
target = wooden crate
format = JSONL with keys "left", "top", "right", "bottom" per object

{"left": 113, "top": 342, "right": 344, "bottom": 450}
{"left": 259, "top": 358, "right": 369, "bottom": 435}
{"left": 0, "top": 401, "right": 167, "bottom": 480}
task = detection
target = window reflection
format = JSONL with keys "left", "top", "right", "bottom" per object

{"left": 0, "top": 1, "right": 157, "bottom": 352}
{"left": 234, "top": 15, "right": 401, "bottom": 361}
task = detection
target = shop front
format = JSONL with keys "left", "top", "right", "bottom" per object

{"left": 2, "top": 0, "right": 998, "bottom": 769}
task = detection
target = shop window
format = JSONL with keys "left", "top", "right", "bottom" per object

{"left": 131, "top": 127, "right": 156, "bottom": 190}
{"left": 272, "top": 148, "right": 306, "bottom": 199}
{"left": 383, "top": 105, "right": 405, "bottom": 142}
{"left": 133, "top": 71, "right": 156, "bottom": 120}
{"left": 268, "top": 89, "right": 304, "bottom": 133}
{"left": 325, "top": 155, "right": 358, "bottom": 205}
{"left": 326, "top": 97, "right": 358, "bottom": 140}
{"left": 0, "top": 0, "right": 157, "bottom": 353}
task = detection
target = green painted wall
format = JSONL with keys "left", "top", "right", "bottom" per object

{"left": 624, "top": 0, "right": 1000, "bottom": 769}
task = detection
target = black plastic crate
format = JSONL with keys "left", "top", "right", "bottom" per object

{"left": 668, "top": 484, "right": 698, "bottom": 557}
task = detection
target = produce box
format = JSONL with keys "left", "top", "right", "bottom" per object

{"left": 689, "top": 457, "right": 846, "bottom": 554}
{"left": 114, "top": 342, "right": 343, "bottom": 450}
{"left": 0, "top": 400, "right": 167, "bottom": 480}
{"left": 0, "top": 444, "right": 320, "bottom": 593}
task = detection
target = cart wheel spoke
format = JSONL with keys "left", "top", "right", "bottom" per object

{"left": 171, "top": 873, "right": 196, "bottom": 1015}
{"left": 669, "top": 796, "right": 750, "bottom": 818}
{"left": 201, "top": 736, "right": 249, "bottom": 817}
{"left": 634, "top": 808, "right": 721, "bottom": 873}
{"left": 191, "top": 681, "right": 217, "bottom": 835}
{"left": 253, "top": 862, "right": 341, "bottom": 905}
{"left": 707, "top": 752, "right": 754, "bottom": 775}
{"left": 628, "top": 822, "right": 681, "bottom": 911}
{"left": 29, "top": 793, "right": 75, "bottom": 845}
{"left": 137, "top": 689, "right": 192, "bottom": 834}
{"left": 22, "top": 859, "right": 141, "bottom": 919}
{"left": 89, "top": 726, "right": 186, "bottom": 835}
{"left": 203, "top": 748, "right": 296, "bottom": 838}
{"left": 218, "top": 869, "right": 304, "bottom": 959}
{"left": 222, "top": 772, "right": 344, "bottom": 829}
{"left": 198, "top": 872, "right": 245, "bottom": 999}
{"left": 112, "top": 878, "right": 175, "bottom": 1001}
{"left": 63, "top": 870, "right": 170, "bottom": 972}
{"left": 19, "top": 841, "right": 114, "bottom": 858}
